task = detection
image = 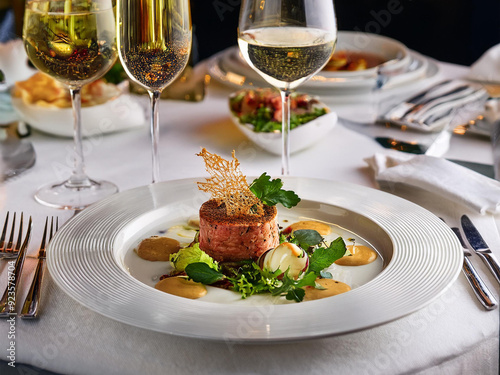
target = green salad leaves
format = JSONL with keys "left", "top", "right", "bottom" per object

{"left": 239, "top": 107, "right": 328, "bottom": 133}
{"left": 170, "top": 243, "right": 219, "bottom": 272}
{"left": 180, "top": 229, "right": 347, "bottom": 302}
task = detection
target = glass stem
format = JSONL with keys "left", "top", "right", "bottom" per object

{"left": 149, "top": 90, "right": 161, "bottom": 183}
{"left": 68, "top": 87, "right": 90, "bottom": 187}
{"left": 280, "top": 89, "right": 291, "bottom": 176}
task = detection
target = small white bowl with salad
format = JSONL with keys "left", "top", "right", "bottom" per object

{"left": 229, "top": 88, "right": 337, "bottom": 155}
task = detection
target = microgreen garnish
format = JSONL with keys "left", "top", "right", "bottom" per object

{"left": 249, "top": 173, "right": 300, "bottom": 208}
{"left": 228, "top": 263, "right": 281, "bottom": 299}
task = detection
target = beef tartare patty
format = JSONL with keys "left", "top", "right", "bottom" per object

{"left": 199, "top": 199, "right": 279, "bottom": 262}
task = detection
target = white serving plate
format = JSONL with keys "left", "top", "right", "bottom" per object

{"left": 12, "top": 92, "right": 146, "bottom": 137}
{"left": 47, "top": 177, "right": 462, "bottom": 342}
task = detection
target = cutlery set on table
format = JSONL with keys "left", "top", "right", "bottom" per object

{"left": 342, "top": 78, "right": 493, "bottom": 158}
{"left": 0, "top": 212, "right": 57, "bottom": 319}
{"left": 442, "top": 215, "right": 500, "bottom": 310}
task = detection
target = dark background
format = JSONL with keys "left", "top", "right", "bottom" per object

{"left": 192, "top": 0, "right": 500, "bottom": 66}
{"left": 1, "top": 0, "right": 500, "bottom": 66}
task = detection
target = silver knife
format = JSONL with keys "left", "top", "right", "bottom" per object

{"left": 451, "top": 227, "right": 498, "bottom": 310}
{"left": 461, "top": 215, "right": 500, "bottom": 285}
{"left": 402, "top": 79, "right": 452, "bottom": 105}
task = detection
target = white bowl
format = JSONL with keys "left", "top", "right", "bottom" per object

{"left": 322, "top": 31, "right": 411, "bottom": 79}
{"left": 229, "top": 94, "right": 337, "bottom": 155}
{"left": 12, "top": 92, "right": 146, "bottom": 137}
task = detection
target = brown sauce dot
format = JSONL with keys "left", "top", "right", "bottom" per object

{"left": 335, "top": 245, "right": 377, "bottom": 266}
{"left": 155, "top": 277, "right": 207, "bottom": 299}
{"left": 136, "top": 236, "right": 181, "bottom": 261}
{"left": 304, "top": 278, "right": 351, "bottom": 300}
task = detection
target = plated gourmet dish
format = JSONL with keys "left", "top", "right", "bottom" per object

{"left": 131, "top": 149, "right": 379, "bottom": 303}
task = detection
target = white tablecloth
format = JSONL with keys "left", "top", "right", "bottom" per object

{"left": 0, "top": 57, "right": 498, "bottom": 375}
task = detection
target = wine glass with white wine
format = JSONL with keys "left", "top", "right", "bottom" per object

{"left": 238, "top": 0, "right": 337, "bottom": 175}
{"left": 116, "top": 0, "right": 192, "bottom": 183}
{"left": 23, "top": 0, "right": 118, "bottom": 209}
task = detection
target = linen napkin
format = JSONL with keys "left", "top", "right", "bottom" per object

{"left": 0, "top": 40, "right": 35, "bottom": 86}
{"left": 469, "top": 43, "right": 500, "bottom": 84}
{"left": 365, "top": 152, "right": 500, "bottom": 214}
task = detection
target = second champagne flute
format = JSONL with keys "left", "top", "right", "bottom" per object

{"left": 238, "top": 0, "right": 337, "bottom": 175}
{"left": 117, "top": 0, "right": 192, "bottom": 183}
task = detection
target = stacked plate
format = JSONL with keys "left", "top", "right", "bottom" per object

{"left": 208, "top": 31, "right": 439, "bottom": 97}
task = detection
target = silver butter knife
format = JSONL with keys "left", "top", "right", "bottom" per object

{"left": 451, "top": 227, "right": 498, "bottom": 310}
{"left": 461, "top": 215, "right": 500, "bottom": 285}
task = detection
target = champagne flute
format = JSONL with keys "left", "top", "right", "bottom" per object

{"left": 238, "top": 0, "right": 337, "bottom": 175}
{"left": 23, "top": 0, "right": 118, "bottom": 209}
{"left": 116, "top": 0, "right": 192, "bottom": 183}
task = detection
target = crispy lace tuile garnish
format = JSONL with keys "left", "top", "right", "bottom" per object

{"left": 197, "top": 148, "right": 263, "bottom": 216}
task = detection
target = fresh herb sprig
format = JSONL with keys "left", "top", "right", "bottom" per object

{"left": 250, "top": 173, "right": 300, "bottom": 208}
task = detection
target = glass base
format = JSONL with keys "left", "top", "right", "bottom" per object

{"left": 34, "top": 178, "right": 118, "bottom": 210}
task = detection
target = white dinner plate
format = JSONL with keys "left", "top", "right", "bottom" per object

{"left": 47, "top": 177, "right": 462, "bottom": 342}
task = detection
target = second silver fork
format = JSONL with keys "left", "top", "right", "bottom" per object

{"left": 21, "top": 217, "right": 58, "bottom": 319}
{"left": 0, "top": 212, "right": 33, "bottom": 317}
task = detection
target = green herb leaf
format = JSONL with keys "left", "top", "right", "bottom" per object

{"left": 250, "top": 173, "right": 300, "bottom": 208}
{"left": 292, "top": 229, "right": 323, "bottom": 249}
{"left": 308, "top": 237, "right": 347, "bottom": 275}
{"left": 185, "top": 262, "right": 225, "bottom": 285}
{"left": 286, "top": 288, "right": 305, "bottom": 302}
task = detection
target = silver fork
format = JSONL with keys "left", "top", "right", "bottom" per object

{"left": 0, "top": 212, "right": 24, "bottom": 259}
{"left": 21, "top": 217, "right": 58, "bottom": 319}
{"left": 0, "top": 212, "right": 33, "bottom": 317}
